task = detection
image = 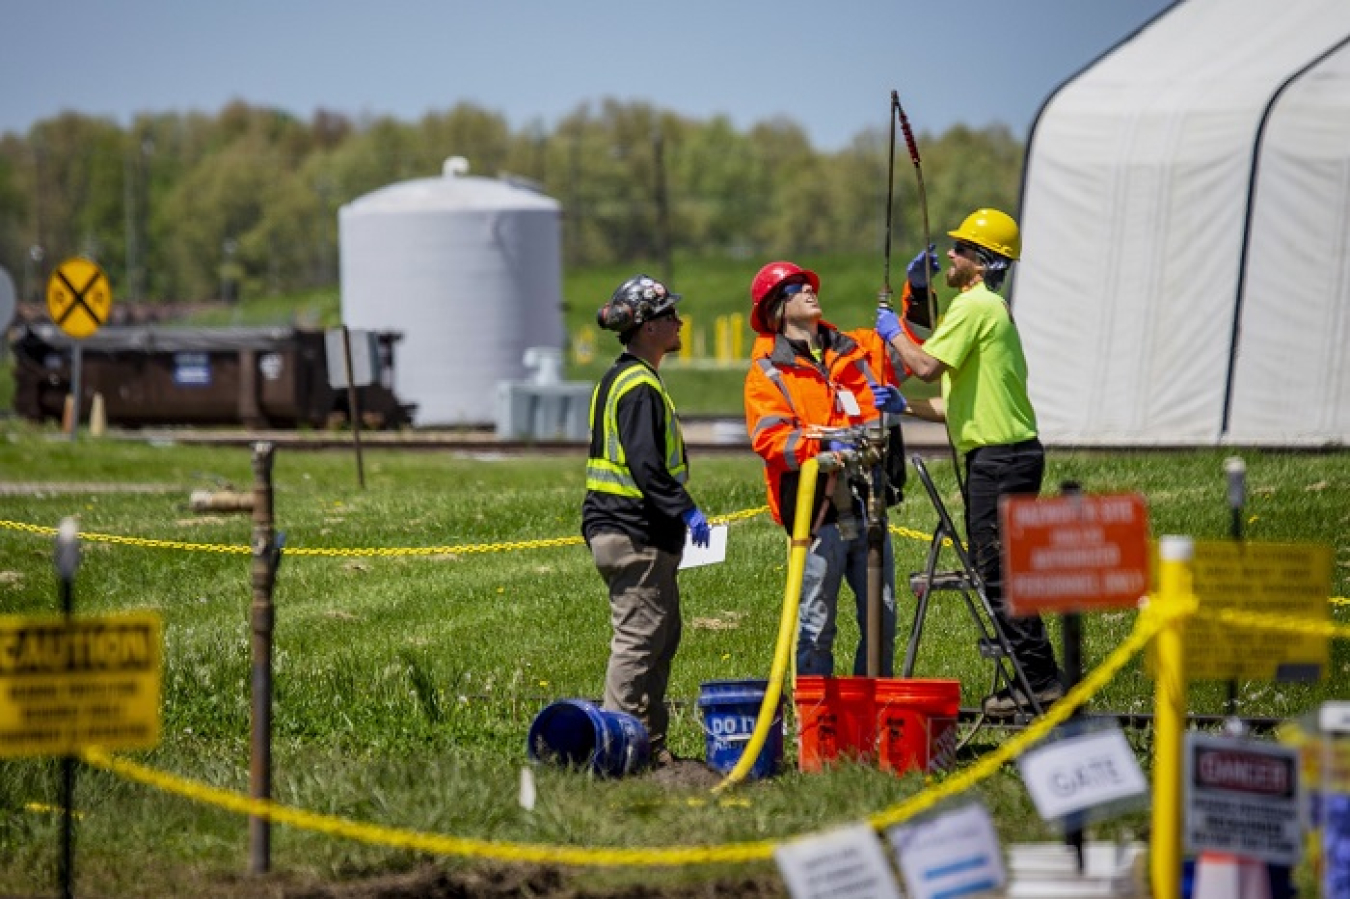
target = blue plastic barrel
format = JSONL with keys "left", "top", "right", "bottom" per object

{"left": 697, "top": 679, "right": 783, "bottom": 779}
{"left": 526, "top": 699, "right": 650, "bottom": 777}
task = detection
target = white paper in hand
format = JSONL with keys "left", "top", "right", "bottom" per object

{"left": 679, "top": 523, "right": 727, "bottom": 569}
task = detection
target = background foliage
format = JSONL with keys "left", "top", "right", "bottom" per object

{"left": 0, "top": 100, "right": 1022, "bottom": 304}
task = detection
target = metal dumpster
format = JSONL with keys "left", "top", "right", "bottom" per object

{"left": 10, "top": 323, "right": 415, "bottom": 429}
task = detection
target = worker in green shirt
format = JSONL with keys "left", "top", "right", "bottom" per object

{"left": 877, "top": 208, "right": 1063, "bottom": 718}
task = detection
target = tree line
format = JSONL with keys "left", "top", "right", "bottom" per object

{"left": 0, "top": 99, "right": 1023, "bottom": 304}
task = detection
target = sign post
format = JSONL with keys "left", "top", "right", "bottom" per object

{"left": 56, "top": 520, "right": 78, "bottom": 899}
{"left": 46, "top": 258, "right": 113, "bottom": 442}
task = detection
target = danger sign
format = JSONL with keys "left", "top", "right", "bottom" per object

{"left": 1001, "top": 492, "right": 1151, "bottom": 615}
{"left": 0, "top": 611, "right": 162, "bottom": 757}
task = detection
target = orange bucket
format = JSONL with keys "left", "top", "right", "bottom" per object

{"left": 794, "top": 676, "right": 877, "bottom": 772}
{"left": 875, "top": 678, "right": 961, "bottom": 774}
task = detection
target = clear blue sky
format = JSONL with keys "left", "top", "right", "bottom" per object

{"left": 0, "top": 0, "right": 1176, "bottom": 151}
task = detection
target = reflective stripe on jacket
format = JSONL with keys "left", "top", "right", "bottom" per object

{"left": 743, "top": 323, "right": 888, "bottom": 524}
{"left": 586, "top": 362, "right": 688, "bottom": 498}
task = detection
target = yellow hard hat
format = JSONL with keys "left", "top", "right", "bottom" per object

{"left": 948, "top": 208, "right": 1021, "bottom": 261}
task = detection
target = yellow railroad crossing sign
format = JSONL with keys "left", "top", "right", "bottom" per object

{"left": 0, "top": 611, "right": 162, "bottom": 756}
{"left": 46, "top": 257, "right": 113, "bottom": 339}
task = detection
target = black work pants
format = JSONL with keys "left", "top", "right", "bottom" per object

{"left": 964, "top": 438, "right": 1061, "bottom": 691}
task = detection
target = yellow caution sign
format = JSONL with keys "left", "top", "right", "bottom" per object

{"left": 0, "top": 611, "right": 162, "bottom": 756}
{"left": 1154, "top": 541, "right": 1331, "bottom": 682}
{"left": 46, "top": 257, "right": 113, "bottom": 339}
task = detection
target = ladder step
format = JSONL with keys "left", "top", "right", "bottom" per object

{"left": 908, "top": 570, "right": 975, "bottom": 593}
{"left": 977, "top": 638, "right": 1008, "bottom": 659}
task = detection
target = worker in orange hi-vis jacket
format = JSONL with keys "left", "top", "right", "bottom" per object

{"left": 743, "top": 260, "right": 906, "bottom": 677}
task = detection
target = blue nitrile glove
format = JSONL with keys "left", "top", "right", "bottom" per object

{"left": 682, "top": 507, "right": 711, "bottom": 548}
{"left": 876, "top": 306, "right": 902, "bottom": 342}
{"left": 869, "top": 381, "right": 908, "bottom": 414}
{"left": 907, "top": 244, "right": 941, "bottom": 290}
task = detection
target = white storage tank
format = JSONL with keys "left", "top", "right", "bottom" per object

{"left": 339, "top": 157, "right": 564, "bottom": 426}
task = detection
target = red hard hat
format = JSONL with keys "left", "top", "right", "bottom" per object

{"left": 749, "top": 261, "right": 820, "bottom": 333}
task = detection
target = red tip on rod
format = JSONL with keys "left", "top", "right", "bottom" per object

{"left": 897, "top": 103, "right": 921, "bottom": 165}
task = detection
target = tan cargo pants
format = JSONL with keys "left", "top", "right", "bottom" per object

{"left": 589, "top": 532, "right": 682, "bottom": 752}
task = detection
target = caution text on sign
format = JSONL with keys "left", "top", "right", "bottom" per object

{"left": 1001, "top": 492, "right": 1150, "bottom": 616}
{"left": 1167, "top": 541, "right": 1330, "bottom": 682}
{"left": 0, "top": 611, "right": 163, "bottom": 757}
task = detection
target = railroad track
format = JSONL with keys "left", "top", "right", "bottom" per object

{"left": 106, "top": 418, "right": 956, "bottom": 456}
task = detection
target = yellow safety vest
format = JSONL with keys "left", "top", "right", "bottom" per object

{"left": 585, "top": 363, "right": 688, "bottom": 497}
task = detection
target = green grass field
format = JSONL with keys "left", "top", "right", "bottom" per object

{"left": 0, "top": 421, "right": 1347, "bottom": 896}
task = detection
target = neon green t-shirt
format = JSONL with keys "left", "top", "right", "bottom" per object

{"left": 921, "top": 282, "right": 1038, "bottom": 456}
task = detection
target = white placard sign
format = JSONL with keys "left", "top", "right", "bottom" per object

{"left": 887, "top": 803, "right": 1006, "bottom": 899}
{"left": 325, "top": 327, "right": 378, "bottom": 388}
{"left": 1018, "top": 726, "right": 1148, "bottom": 822}
{"left": 1184, "top": 732, "right": 1302, "bottom": 865}
{"left": 679, "top": 524, "right": 727, "bottom": 569}
{"left": 774, "top": 822, "right": 902, "bottom": 899}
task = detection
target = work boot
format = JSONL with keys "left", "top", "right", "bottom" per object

{"left": 982, "top": 680, "right": 1065, "bottom": 718}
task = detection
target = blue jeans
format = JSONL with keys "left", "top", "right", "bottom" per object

{"left": 796, "top": 522, "right": 897, "bottom": 677}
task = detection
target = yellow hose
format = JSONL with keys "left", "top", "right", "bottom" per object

{"left": 711, "top": 458, "right": 819, "bottom": 794}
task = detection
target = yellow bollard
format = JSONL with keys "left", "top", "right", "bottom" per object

{"left": 61, "top": 394, "right": 76, "bottom": 434}
{"left": 679, "top": 316, "right": 693, "bottom": 362}
{"left": 89, "top": 392, "right": 107, "bottom": 438}
{"left": 1151, "top": 535, "right": 1193, "bottom": 899}
{"left": 730, "top": 312, "right": 745, "bottom": 360}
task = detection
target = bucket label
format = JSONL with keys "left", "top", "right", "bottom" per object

{"left": 708, "top": 713, "right": 758, "bottom": 744}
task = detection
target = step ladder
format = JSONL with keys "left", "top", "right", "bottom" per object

{"left": 901, "top": 454, "right": 1046, "bottom": 725}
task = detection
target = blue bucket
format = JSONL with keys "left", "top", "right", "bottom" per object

{"left": 697, "top": 679, "right": 783, "bottom": 779}
{"left": 526, "top": 699, "right": 650, "bottom": 777}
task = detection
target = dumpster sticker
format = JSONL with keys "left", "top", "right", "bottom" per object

{"left": 260, "top": 352, "right": 283, "bottom": 381}
{"left": 172, "top": 352, "right": 211, "bottom": 387}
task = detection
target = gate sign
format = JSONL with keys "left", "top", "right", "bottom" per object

{"left": 1001, "top": 492, "right": 1151, "bottom": 615}
{"left": 0, "top": 611, "right": 163, "bottom": 757}
{"left": 46, "top": 257, "right": 113, "bottom": 339}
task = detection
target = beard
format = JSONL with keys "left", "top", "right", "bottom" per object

{"left": 946, "top": 262, "right": 980, "bottom": 290}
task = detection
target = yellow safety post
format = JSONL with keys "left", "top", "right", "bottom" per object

{"left": 679, "top": 317, "right": 693, "bottom": 362}
{"left": 730, "top": 313, "right": 745, "bottom": 360}
{"left": 1150, "top": 535, "right": 1193, "bottom": 899}
{"left": 714, "top": 315, "right": 729, "bottom": 363}
{"left": 711, "top": 457, "right": 818, "bottom": 794}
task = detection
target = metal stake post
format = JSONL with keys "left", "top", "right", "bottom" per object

{"left": 1224, "top": 457, "right": 1246, "bottom": 724}
{"left": 1059, "top": 481, "right": 1086, "bottom": 872}
{"left": 54, "top": 518, "right": 81, "bottom": 899}
{"left": 340, "top": 326, "right": 366, "bottom": 489}
{"left": 248, "top": 443, "right": 280, "bottom": 875}
{"left": 866, "top": 442, "right": 887, "bottom": 678}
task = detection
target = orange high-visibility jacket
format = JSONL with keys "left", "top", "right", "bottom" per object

{"left": 744, "top": 322, "right": 896, "bottom": 525}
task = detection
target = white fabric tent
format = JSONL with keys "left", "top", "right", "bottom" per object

{"left": 1014, "top": 0, "right": 1350, "bottom": 446}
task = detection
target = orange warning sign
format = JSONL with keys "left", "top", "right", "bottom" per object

{"left": 1001, "top": 492, "right": 1151, "bottom": 615}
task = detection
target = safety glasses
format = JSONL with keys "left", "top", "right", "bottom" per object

{"left": 952, "top": 240, "right": 981, "bottom": 259}
{"left": 779, "top": 281, "right": 812, "bottom": 298}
